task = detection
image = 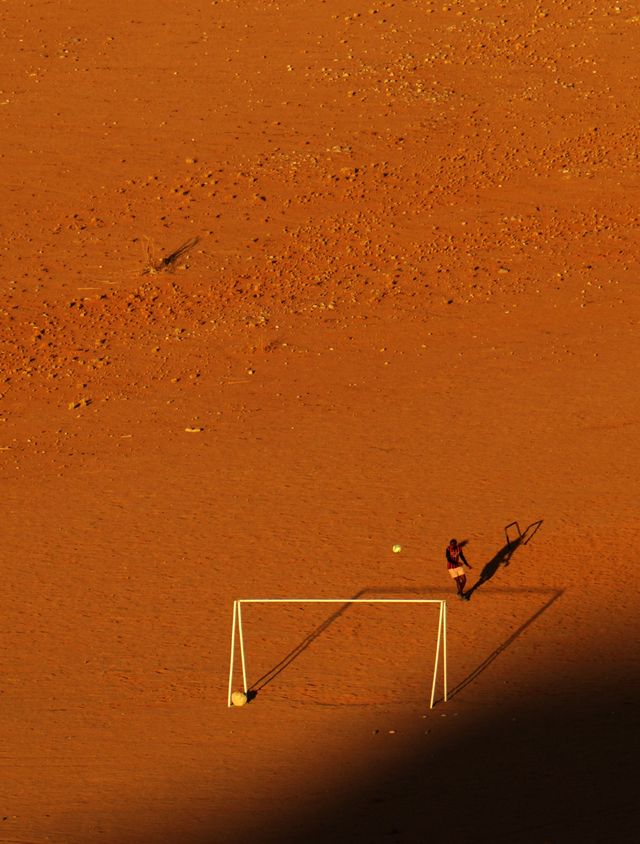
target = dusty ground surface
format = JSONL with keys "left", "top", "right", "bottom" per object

{"left": 1, "top": 1, "right": 639, "bottom": 842}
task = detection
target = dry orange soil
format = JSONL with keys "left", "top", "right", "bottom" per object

{"left": 1, "top": 1, "right": 639, "bottom": 842}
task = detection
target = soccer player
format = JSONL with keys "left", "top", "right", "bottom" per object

{"left": 446, "top": 538, "right": 472, "bottom": 600}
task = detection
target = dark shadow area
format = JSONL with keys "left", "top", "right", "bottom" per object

{"left": 175, "top": 668, "right": 638, "bottom": 844}
{"left": 285, "top": 676, "right": 638, "bottom": 844}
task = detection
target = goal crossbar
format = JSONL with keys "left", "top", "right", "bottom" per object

{"left": 228, "top": 598, "right": 447, "bottom": 710}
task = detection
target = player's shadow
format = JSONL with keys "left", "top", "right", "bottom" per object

{"left": 465, "top": 519, "right": 543, "bottom": 600}
{"left": 465, "top": 540, "right": 520, "bottom": 597}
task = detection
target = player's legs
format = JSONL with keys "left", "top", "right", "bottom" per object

{"left": 461, "top": 573, "right": 470, "bottom": 599}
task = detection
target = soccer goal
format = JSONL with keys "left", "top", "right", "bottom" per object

{"left": 227, "top": 598, "right": 447, "bottom": 709}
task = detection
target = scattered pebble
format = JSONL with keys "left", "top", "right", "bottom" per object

{"left": 68, "top": 398, "right": 91, "bottom": 410}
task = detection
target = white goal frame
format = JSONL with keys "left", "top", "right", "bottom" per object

{"left": 227, "top": 598, "right": 447, "bottom": 709}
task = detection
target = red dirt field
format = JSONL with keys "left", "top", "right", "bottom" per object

{"left": 1, "top": 1, "right": 639, "bottom": 842}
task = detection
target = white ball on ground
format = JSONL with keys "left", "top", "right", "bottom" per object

{"left": 392, "top": 544, "right": 402, "bottom": 553}
{"left": 231, "top": 690, "right": 248, "bottom": 707}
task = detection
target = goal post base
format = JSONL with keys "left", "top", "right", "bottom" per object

{"left": 227, "top": 598, "right": 447, "bottom": 710}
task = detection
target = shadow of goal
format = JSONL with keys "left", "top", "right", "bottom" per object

{"left": 227, "top": 598, "right": 448, "bottom": 711}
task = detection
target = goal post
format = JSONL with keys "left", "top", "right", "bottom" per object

{"left": 227, "top": 598, "right": 447, "bottom": 710}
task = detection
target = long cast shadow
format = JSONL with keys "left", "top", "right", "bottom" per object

{"left": 466, "top": 519, "right": 544, "bottom": 600}
{"left": 249, "top": 589, "right": 367, "bottom": 695}
{"left": 465, "top": 538, "right": 522, "bottom": 597}
{"left": 448, "top": 588, "right": 564, "bottom": 699}
{"left": 521, "top": 518, "right": 544, "bottom": 545}
{"left": 249, "top": 585, "right": 451, "bottom": 697}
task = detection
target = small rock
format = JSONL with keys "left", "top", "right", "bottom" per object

{"left": 68, "top": 398, "right": 91, "bottom": 410}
